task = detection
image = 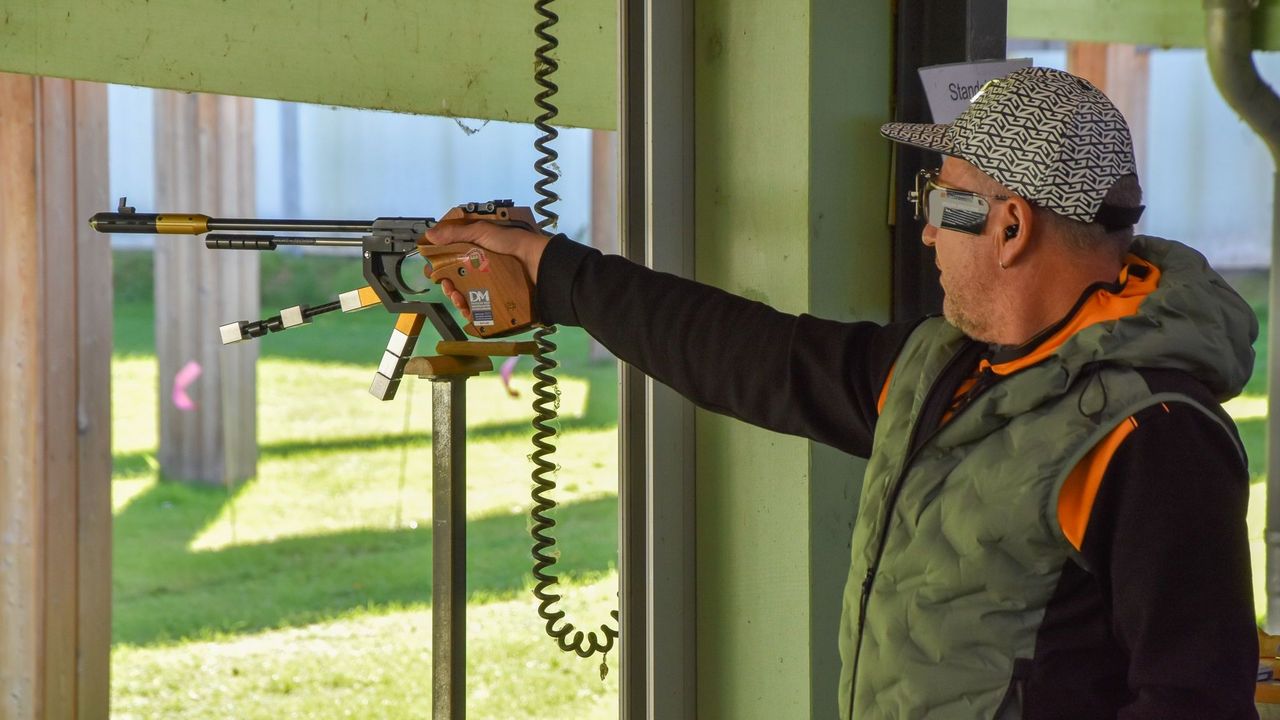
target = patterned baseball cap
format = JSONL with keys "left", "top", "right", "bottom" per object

{"left": 881, "top": 66, "right": 1143, "bottom": 229}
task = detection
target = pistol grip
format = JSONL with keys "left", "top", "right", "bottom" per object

{"left": 419, "top": 242, "right": 537, "bottom": 338}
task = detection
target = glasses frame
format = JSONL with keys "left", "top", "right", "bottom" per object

{"left": 908, "top": 169, "right": 1012, "bottom": 236}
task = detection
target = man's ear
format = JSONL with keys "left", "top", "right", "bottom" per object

{"left": 996, "top": 196, "right": 1034, "bottom": 269}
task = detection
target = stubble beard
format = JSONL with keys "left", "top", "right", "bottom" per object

{"left": 943, "top": 287, "right": 998, "bottom": 343}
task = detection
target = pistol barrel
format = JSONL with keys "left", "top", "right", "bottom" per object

{"left": 89, "top": 212, "right": 210, "bottom": 234}
{"left": 89, "top": 213, "right": 374, "bottom": 235}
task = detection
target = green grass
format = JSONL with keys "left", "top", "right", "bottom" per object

{"left": 111, "top": 251, "right": 621, "bottom": 718}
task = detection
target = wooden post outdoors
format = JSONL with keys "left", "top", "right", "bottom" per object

{"left": 1067, "top": 42, "right": 1151, "bottom": 181}
{"left": 589, "top": 130, "right": 619, "bottom": 363}
{"left": 0, "top": 73, "right": 112, "bottom": 720}
{"left": 153, "top": 92, "right": 259, "bottom": 485}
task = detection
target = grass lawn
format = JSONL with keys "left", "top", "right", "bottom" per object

{"left": 111, "top": 251, "right": 622, "bottom": 718}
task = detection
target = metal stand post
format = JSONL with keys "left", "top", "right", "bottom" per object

{"left": 431, "top": 377, "right": 467, "bottom": 719}
{"left": 407, "top": 348, "right": 513, "bottom": 719}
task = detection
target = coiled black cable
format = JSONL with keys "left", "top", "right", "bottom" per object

{"left": 528, "top": 0, "right": 619, "bottom": 677}
{"left": 531, "top": 0, "right": 561, "bottom": 233}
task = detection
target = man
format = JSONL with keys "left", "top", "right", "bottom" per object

{"left": 424, "top": 67, "right": 1260, "bottom": 719}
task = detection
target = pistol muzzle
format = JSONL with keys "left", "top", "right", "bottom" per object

{"left": 88, "top": 212, "right": 211, "bottom": 235}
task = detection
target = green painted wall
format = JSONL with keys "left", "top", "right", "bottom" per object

{"left": 693, "top": 0, "right": 891, "bottom": 716}
{"left": 1009, "top": 0, "right": 1280, "bottom": 49}
{"left": 0, "top": 0, "right": 616, "bottom": 129}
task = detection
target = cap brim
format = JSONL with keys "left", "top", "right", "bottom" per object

{"left": 879, "top": 122, "right": 955, "bottom": 155}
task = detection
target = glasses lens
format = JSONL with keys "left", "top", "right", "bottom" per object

{"left": 924, "top": 183, "right": 947, "bottom": 228}
{"left": 934, "top": 188, "right": 990, "bottom": 234}
{"left": 913, "top": 169, "right": 991, "bottom": 234}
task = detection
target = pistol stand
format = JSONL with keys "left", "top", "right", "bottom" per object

{"left": 406, "top": 340, "right": 536, "bottom": 720}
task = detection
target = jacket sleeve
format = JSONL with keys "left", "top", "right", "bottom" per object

{"left": 1080, "top": 403, "right": 1259, "bottom": 720}
{"left": 535, "top": 235, "right": 915, "bottom": 458}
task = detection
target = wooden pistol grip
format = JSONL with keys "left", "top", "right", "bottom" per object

{"left": 419, "top": 242, "right": 537, "bottom": 338}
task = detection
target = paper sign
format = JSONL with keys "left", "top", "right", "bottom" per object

{"left": 917, "top": 58, "right": 1033, "bottom": 123}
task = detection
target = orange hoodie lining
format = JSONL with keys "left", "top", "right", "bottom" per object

{"left": 1058, "top": 405, "right": 1173, "bottom": 550}
{"left": 987, "top": 256, "right": 1162, "bottom": 376}
{"left": 877, "top": 364, "right": 896, "bottom": 415}
{"left": 1058, "top": 417, "right": 1137, "bottom": 550}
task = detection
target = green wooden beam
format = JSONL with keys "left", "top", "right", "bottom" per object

{"left": 692, "top": 0, "right": 891, "bottom": 715}
{"left": 0, "top": 0, "right": 617, "bottom": 129}
{"left": 1009, "top": 0, "right": 1280, "bottom": 50}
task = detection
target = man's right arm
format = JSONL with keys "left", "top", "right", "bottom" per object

{"left": 533, "top": 235, "right": 914, "bottom": 458}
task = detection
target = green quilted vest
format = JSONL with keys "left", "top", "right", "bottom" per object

{"left": 836, "top": 237, "right": 1256, "bottom": 720}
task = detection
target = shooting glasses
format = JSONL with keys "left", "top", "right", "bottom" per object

{"left": 909, "top": 168, "right": 1012, "bottom": 236}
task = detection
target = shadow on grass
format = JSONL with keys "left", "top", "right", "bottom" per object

{"left": 112, "top": 333, "right": 621, "bottom": 648}
{"left": 113, "top": 476, "right": 617, "bottom": 648}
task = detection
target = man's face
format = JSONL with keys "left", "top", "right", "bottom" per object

{"left": 922, "top": 157, "right": 1004, "bottom": 341}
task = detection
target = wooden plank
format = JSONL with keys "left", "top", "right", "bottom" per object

{"left": 0, "top": 72, "right": 111, "bottom": 720}
{"left": 223, "top": 96, "right": 259, "bottom": 483}
{"left": 72, "top": 79, "right": 112, "bottom": 720}
{"left": 37, "top": 74, "right": 80, "bottom": 720}
{"left": 0, "top": 71, "right": 44, "bottom": 720}
{"left": 0, "top": 0, "right": 617, "bottom": 129}
{"left": 154, "top": 90, "right": 198, "bottom": 479}
{"left": 154, "top": 90, "right": 258, "bottom": 485}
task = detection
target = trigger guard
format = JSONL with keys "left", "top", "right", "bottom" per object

{"left": 390, "top": 251, "right": 431, "bottom": 296}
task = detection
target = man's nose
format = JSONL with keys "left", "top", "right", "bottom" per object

{"left": 921, "top": 222, "right": 937, "bottom": 248}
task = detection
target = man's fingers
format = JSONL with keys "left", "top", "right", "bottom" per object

{"left": 451, "top": 290, "right": 471, "bottom": 320}
{"left": 424, "top": 221, "right": 486, "bottom": 247}
{"left": 421, "top": 220, "right": 548, "bottom": 289}
{"left": 439, "top": 279, "right": 472, "bottom": 320}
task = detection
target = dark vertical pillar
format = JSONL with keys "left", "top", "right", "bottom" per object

{"left": 891, "top": 0, "right": 1009, "bottom": 321}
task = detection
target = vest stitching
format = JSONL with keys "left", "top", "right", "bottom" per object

{"left": 849, "top": 338, "right": 983, "bottom": 719}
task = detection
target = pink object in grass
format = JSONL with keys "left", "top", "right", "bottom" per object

{"left": 500, "top": 356, "right": 520, "bottom": 398}
{"left": 172, "top": 360, "right": 202, "bottom": 411}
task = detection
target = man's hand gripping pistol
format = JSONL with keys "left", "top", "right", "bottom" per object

{"left": 90, "top": 198, "right": 540, "bottom": 399}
